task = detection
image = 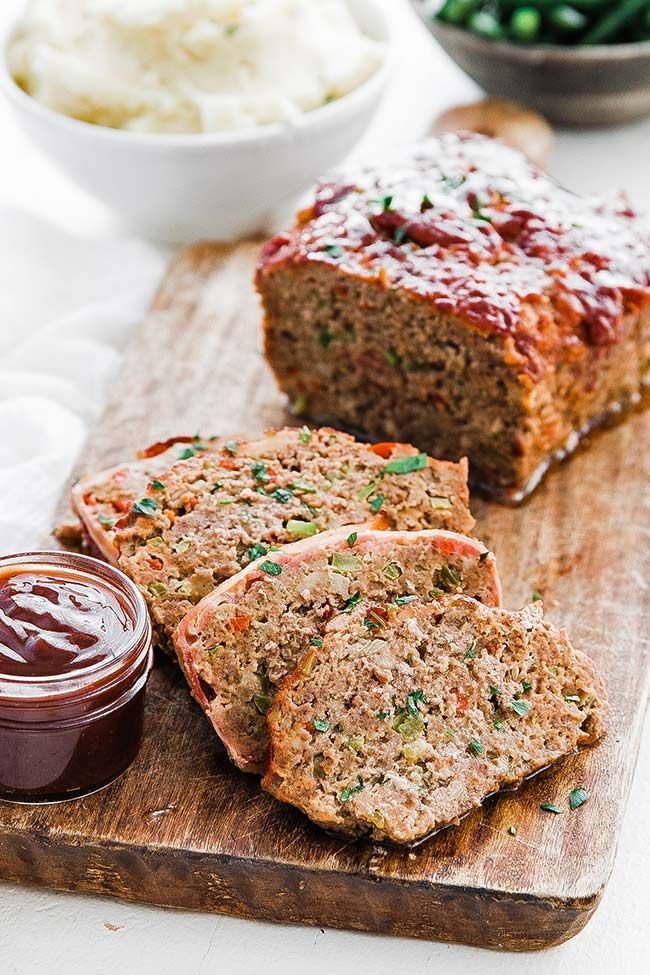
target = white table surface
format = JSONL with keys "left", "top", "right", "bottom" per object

{"left": 1, "top": 2, "right": 649, "bottom": 972}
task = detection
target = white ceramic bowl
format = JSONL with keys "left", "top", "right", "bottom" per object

{"left": 0, "top": 0, "right": 392, "bottom": 242}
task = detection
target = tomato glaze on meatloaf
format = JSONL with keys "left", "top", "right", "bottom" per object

{"left": 77, "top": 426, "right": 473, "bottom": 653}
{"left": 257, "top": 132, "right": 650, "bottom": 500}
{"left": 263, "top": 595, "right": 606, "bottom": 843}
{"left": 175, "top": 526, "right": 501, "bottom": 773}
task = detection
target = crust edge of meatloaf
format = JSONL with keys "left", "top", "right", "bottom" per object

{"left": 173, "top": 527, "right": 502, "bottom": 773}
{"left": 261, "top": 595, "right": 607, "bottom": 844}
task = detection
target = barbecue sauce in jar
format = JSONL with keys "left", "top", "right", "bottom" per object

{"left": 0, "top": 552, "right": 152, "bottom": 802}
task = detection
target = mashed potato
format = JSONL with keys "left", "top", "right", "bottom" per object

{"left": 9, "top": 0, "right": 384, "bottom": 134}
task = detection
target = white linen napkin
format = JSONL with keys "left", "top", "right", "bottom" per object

{"left": 0, "top": 207, "right": 167, "bottom": 554}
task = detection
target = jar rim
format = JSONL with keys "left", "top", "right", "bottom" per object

{"left": 0, "top": 550, "right": 152, "bottom": 700}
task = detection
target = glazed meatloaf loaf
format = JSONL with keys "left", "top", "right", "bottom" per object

{"left": 175, "top": 526, "right": 501, "bottom": 773}
{"left": 76, "top": 427, "right": 473, "bottom": 651}
{"left": 257, "top": 132, "right": 650, "bottom": 500}
{"left": 263, "top": 595, "right": 606, "bottom": 843}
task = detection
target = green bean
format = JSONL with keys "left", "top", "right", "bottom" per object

{"left": 510, "top": 6, "right": 542, "bottom": 40}
{"left": 498, "top": 0, "right": 610, "bottom": 11}
{"left": 437, "top": 0, "right": 480, "bottom": 25}
{"left": 551, "top": 4, "right": 588, "bottom": 32}
{"left": 581, "top": 0, "right": 649, "bottom": 44}
{"left": 467, "top": 10, "right": 506, "bottom": 39}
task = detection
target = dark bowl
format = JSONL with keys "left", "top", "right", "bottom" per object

{"left": 411, "top": 2, "right": 650, "bottom": 126}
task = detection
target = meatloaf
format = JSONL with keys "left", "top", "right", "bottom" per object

{"left": 263, "top": 595, "right": 606, "bottom": 843}
{"left": 74, "top": 427, "right": 473, "bottom": 652}
{"left": 175, "top": 526, "right": 501, "bottom": 773}
{"left": 257, "top": 132, "right": 650, "bottom": 500}
{"left": 71, "top": 435, "right": 221, "bottom": 562}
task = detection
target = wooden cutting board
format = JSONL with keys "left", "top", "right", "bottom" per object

{"left": 0, "top": 242, "right": 648, "bottom": 951}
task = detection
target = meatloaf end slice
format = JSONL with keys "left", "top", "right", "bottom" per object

{"left": 108, "top": 426, "right": 473, "bottom": 653}
{"left": 175, "top": 526, "right": 501, "bottom": 774}
{"left": 263, "top": 595, "right": 606, "bottom": 843}
{"left": 257, "top": 133, "right": 650, "bottom": 500}
{"left": 70, "top": 436, "right": 219, "bottom": 562}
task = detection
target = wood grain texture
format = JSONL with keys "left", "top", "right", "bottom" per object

{"left": 1, "top": 241, "right": 648, "bottom": 950}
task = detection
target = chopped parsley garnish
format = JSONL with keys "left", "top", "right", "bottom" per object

{"left": 376, "top": 710, "right": 389, "bottom": 720}
{"left": 439, "top": 563, "right": 461, "bottom": 590}
{"left": 522, "top": 680, "right": 532, "bottom": 692}
{"left": 470, "top": 197, "right": 491, "bottom": 222}
{"left": 151, "top": 480, "right": 165, "bottom": 491}
{"left": 493, "top": 719, "right": 504, "bottom": 730}
{"left": 312, "top": 718, "right": 330, "bottom": 733}
{"left": 339, "top": 776, "right": 365, "bottom": 803}
{"left": 464, "top": 640, "right": 477, "bottom": 659}
{"left": 260, "top": 560, "right": 282, "bottom": 577}
{"left": 132, "top": 497, "right": 158, "bottom": 517}
{"left": 428, "top": 586, "right": 445, "bottom": 598}
{"left": 97, "top": 513, "right": 115, "bottom": 527}
{"left": 299, "top": 425, "right": 311, "bottom": 444}
{"left": 325, "top": 243, "right": 344, "bottom": 259}
{"left": 248, "top": 542, "right": 268, "bottom": 561}
{"left": 342, "top": 591, "right": 361, "bottom": 613}
{"left": 271, "top": 487, "right": 293, "bottom": 504}
{"left": 507, "top": 826, "right": 517, "bottom": 837}
{"left": 383, "top": 453, "right": 428, "bottom": 475}
{"left": 319, "top": 327, "right": 333, "bottom": 348}
{"left": 347, "top": 531, "right": 358, "bottom": 547}
{"left": 251, "top": 461, "right": 270, "bottom": 483}
{"left": 286, "top": 519, "right": 319, "bottom": 538}
{"left": 469, "top": 738, "right": 484, "bottom": 757}
{"left": 478, "top": 550, "right": 490, "bottom": 563}
{"left": 364, "top": 610, "right": 386, "bottom": 630}
{"left": 510, "top": 699, "right": 531, "bottom": 717}
{"left": 225, "top": 440, "right": 238, "bottom": 455}
{"left": 394, "top": 594, "right": 418, "bottom": 606}
{"left": 382, "top": 195, "right": 394, "bottom": 211}
{"left": 310, "top": 636, "right": 323, "bottom": 648}
{"left": 384, "top": 348, "right": 402, "bottom": 368}
{"left": 178, "top": 447, "right": 196, "bottom": 460}
{"left": 421, "top": 194, "right": 433, "bottom": 210}
{"left": 406, "top": 689, "right": 427, "bottom": 717}
{"left": 393, "top": 225, "right": 408, "bottom": 245}
{"left": 488, "top": 684, "right": 499, "bottom": 699}
{"left": 569, "top": 787, "right": 588, "bottom": 811}
{"left": 532, "top": 590, "right": 543, "bottom": 602}
{"left": 370, "top": 493, "right": 385, "bottom": 513}
{"left": 540, "top": 802, "right": 562, "bottom": 814}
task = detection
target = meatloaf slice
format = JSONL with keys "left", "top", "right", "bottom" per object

{"left": 263, "top": 595, "right": 606, "bottom": 843}
{"left": 175, "top": 527, "right": 501, "bottom": 773}
{"left": 71, "top": 436, "right": 220, "bottom": 562}
{"left": 257, "top": 132, "right": 650, "bottom": 500}
{"left": 102, "top": 426, "right": 473, "bottom": 651}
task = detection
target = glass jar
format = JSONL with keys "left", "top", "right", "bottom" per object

{"left": 0, "top": 551, "right": 153, "bottom": 802}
